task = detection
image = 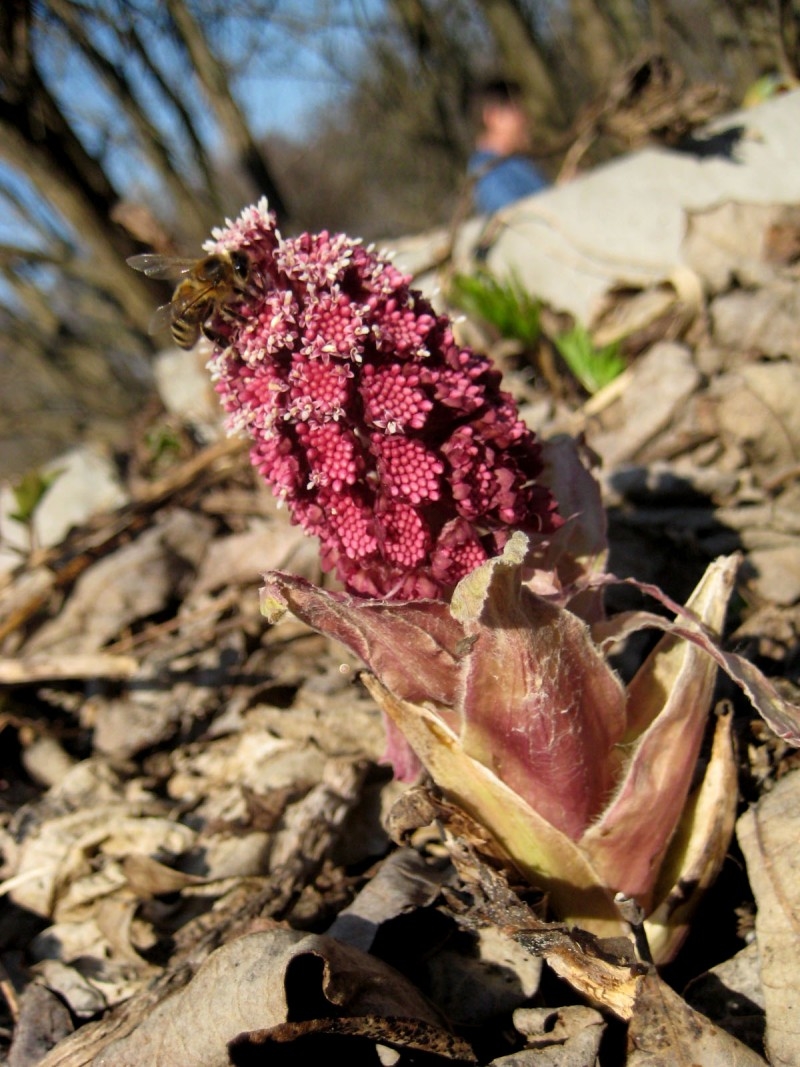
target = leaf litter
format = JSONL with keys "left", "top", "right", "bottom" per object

{"left": 0, "top": 199, "right": 799, "bottom": 1065}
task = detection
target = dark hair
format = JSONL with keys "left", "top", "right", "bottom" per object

{"left": 469, "top": 77, "right": 526, "bottom": 129}
{"left": 473, "top": 78, "right": 524, "bottom": 107}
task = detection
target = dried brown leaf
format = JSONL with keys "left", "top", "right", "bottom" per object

{"left": 78, "top": 929, "right": 447, "bottom": 1067}
{"left": 589, "top": 571, "right": 800, "bottom": 745}
{"left": 420, "top": 797, "right": 642, "bottom": 1020}
{"left": 121, "top": 854, "right": 206, "bottom": 898}
{"left": 737, "top": 768, "right": 800, "bottom": 1066}
{"left": 626, "top": 972, "right": 767, "bottom": 1066}
{"left": 7, "top": 983, "right": 74, "bottom": 1067}
{"left": 27, "top": 510, "right": 214, "bottom": 656}
{"left": 229, "top": 1015, "right": 477, "bottom": 1064}
{"left": 327, "top": 847, "right": 449, "bottom": 952}
{"left": 508, "top": 1005, "right": 605, "bottom": 1064}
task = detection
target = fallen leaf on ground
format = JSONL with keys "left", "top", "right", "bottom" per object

{"left": 737, "top": 768, "right": 800, "bottom": 1066}
{"left": 626, "top": 972, "right": 767, "bottom": 1065}
{"left": 86, "top": 928, "right": 452, "bottom": 1067}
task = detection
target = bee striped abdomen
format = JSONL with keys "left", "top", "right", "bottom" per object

{"left": 127, "top": 249, "right": 251, "bottom": 350}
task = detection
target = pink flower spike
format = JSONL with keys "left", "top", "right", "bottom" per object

{"left": 204, "top": 198, "right": 561, "bottom": 599}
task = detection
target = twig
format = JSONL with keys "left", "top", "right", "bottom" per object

{"left": 0, "top": 654, "right": 139, "bottom": 686}
{"left": 0, "top": 957, "right": 20, "bottom": 1023}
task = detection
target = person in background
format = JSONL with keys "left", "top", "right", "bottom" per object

{"left": 468, "top": 78, "right": 549, "bottom": 215}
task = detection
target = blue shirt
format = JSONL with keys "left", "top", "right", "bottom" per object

{"left": 468, "top": 150, "right": 548, "bottom": 215}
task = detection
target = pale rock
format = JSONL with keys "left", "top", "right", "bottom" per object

{"left": 588, "top": 342, "right": 700, "bottom": 467}
{"left": 34, "top": 447, "right": 128, "bottom": 548}
{"left": 153, "top": 344, "right": 223, "bottom": 441}
{"left": 0, "top": 446, "right": 128, "bottom": 575}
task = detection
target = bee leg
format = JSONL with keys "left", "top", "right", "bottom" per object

{"left": 201, "top": 324, "right": 231, "bottom": 347}
{"left": 202, "top": 307, "right": 248, "bottom": 347}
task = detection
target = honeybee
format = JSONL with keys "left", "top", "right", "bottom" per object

{"left": 127, "top": 249, "right": 251, "bottom": 349}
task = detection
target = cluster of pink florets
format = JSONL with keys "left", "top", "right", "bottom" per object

{"left": 205, "top": 199, "right": 560, "bottom": 599}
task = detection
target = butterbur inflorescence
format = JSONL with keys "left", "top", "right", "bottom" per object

{"left": 203, "top": 199, "right": 560, "bottom": 599}
{"left": 157, "top": 201, "right": 800, "bottom": 965}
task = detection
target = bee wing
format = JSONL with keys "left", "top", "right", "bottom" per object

{"left": 148, "top": 301, "right": 182, "bottom": 335}
{"left": 147, "top": 282, "right": 218, "bottom": 334}
{"left": 127, "top": 253, "right": 197, "bottom": 280}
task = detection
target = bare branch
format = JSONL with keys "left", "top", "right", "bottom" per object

{"left": 164, "top": 0, "right": 288, "bottom": 224}
{"left": 45, "top": 0, "right": 216, "bottom": 242}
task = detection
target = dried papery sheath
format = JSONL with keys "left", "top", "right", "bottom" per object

{"left": 262, "top": 541, "right": 749, "bottom": 961}
{"left": 205, "top": 199, "right": 560, "bottom": 599}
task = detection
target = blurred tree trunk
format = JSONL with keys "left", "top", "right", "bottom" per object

{"left": 568, "top": 0, "right": 624, "bottom": 91}
{"left": 721, "top": 0, "right": 796, "bottom": 75}
{"left": 656, "top": 0, "right": 787, "bottom": 86}
{"left": 602, "top": 0, "right": 649, "bottom": 53}
{"left": 45, "top": 0, "right": 220, "bottom": 242}
{"left": 386, "top": 0, "right": 473, "bottom": 154}
{"left": 778, "top": 0, "right": 799, "bottom": 72}
{"left": 471, "top": 0, "right": 571, "bottom": 132}
{"left": 122, "top": 15, "right": 228, "bottom": 225}
{"left": 0, "top": 1, "right": 159, "bottom": 331}
{"left": 164, "top": 0, "right": 288, "bottom": 225}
